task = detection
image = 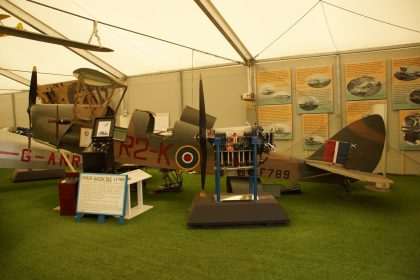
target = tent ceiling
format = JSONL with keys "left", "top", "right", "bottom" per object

{"left": 0, "top": 0, "right": 419, "bottom": 93}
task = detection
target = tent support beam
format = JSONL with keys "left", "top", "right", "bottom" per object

{"left": 0, "top": 0, "right": 127, "bottom": 85}
{"left": 0, "top": 68, "right": 30, "bottom": 86}
{"left": 194, "top": 0, "right": 253, "bottom": 65}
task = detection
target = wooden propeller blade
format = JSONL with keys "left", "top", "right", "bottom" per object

{"left": 27, "top": 66, "right": 37, "bottom": 149}
{"left": 28, "top": 66, "right": 37, "bottom": 111}
{"left": 0, "top": 25, "right": 113, "bottom": 52}
{"left": 199, "top": 74, "right": 207, "bottom": 192}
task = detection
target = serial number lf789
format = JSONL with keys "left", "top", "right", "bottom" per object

{"left": 259, "top": 168, "right": 290, "bottom": 179}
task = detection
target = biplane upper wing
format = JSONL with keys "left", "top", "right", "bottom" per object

{"left": 0, "top": 25, "right": 113, "bottom": 52}
{"left": 304, "top": 159, "right": 394, "bottom": 184}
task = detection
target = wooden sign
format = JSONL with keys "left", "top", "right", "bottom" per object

{"left": 76, "top": 173, "right": 128, "bottom": 224}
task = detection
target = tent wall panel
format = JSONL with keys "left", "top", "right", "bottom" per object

{"left": 12, "top": 92, "right": 28, "bottom": 129}
{"left": 125, "top": 72, "right": 183, "bottom": 128}
{"left": 125, "top": 65, "right": 248, "bottom": 129}
{"left": 0, "top": 94, "right": 14, "bottom": 128}
{"left": 181, "top": 66, "right": 248, "bottom": 128}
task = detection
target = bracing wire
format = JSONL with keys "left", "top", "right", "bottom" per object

{"left": 255, "top": 0, "right": 321, "bottom": 59}
{"left": 320, "top": 1, "right": 338, "bottom": 52}
{"left": 1, "top": 68, "right": 73, "bottom": 77}
{"left": 255, "top": 0, "right": 420, "bottom": 59}
{"left": 322, "top": 0, "right": 420, "bottom": 34}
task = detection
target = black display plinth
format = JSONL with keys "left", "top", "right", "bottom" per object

{"left": 187, "top": 193, "right": 289, "bottom": 228}
{"left": 82, "top": 144, "right": 114, "bottom": 173}
{"left": 82, "top": 117, "right": 115, "bottom": 173}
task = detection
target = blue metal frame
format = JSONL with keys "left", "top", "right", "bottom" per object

{"left": 215, "top": 137, "right": 221, "bottom": 202}
{"left": 213, "top": 136, "right": 259, "bottom": 202}
{"left": 252, "top": 136, "right": 258, "bottom": 201}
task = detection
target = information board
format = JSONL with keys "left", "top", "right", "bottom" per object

{"left": 76, "top": 173, "right": 128, "bottom": 217}
{"left": 296, "top": 65, "right": 333, "bottom": 114}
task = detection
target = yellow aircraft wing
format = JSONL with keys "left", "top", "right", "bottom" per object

{"left": 304, "top": 159, "right": 394, "bottom": 184}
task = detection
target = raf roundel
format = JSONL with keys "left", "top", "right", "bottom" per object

{"left": 175, "top": 145, "right": 200, "bottom": 170}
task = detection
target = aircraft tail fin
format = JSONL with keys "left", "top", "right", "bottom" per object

{"left": 308, "top": 114, "right": 386, "bottom": 173}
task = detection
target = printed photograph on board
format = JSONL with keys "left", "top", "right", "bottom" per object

{"left": 399, "top": 110, "right": 420, "bottom": 150}
{"left": 296, "top": 66, "right": 334, "bottom": 114}
{"left": 345, "top": 60, "right": 387, "bottom": 101}
{"left": 392, "top": 57, "right": 420, "bottom": 110}
{"left": 257, "top": 69, "right": 291, "bottom": 105}
{"left": 302, "top": 113, "right": 329, "bottom": 151}
{"left": 258, "top": 104, "right": 293, "bottom": 140}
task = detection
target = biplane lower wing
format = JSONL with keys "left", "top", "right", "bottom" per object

{"left": 304, "top": 159, "right": 394, "bottom": 184}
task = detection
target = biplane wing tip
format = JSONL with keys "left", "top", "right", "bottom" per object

{"left": 0, "top": 14, "right": 11, "bottom": 20}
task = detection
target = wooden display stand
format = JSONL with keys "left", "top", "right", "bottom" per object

{"left": 122, "top": 169, "right": 153, "bottom": 220}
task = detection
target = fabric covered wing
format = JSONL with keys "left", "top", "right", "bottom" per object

{"left": 304, "top": 159, "right": 393, "bottom": 184}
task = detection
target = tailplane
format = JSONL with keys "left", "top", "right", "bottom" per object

{"left": 308, "top": 114, "right": 386, "bottom": 173}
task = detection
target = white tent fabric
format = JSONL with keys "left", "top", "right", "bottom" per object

{"left": 1, "top": 0, "right": 419, "bottom": 93}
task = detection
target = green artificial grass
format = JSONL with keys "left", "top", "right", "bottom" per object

{"left": 0, "top": 168, "right": 419, "bottom": 280}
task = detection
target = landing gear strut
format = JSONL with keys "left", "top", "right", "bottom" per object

{"left": 152, "top": 169, "right": 184, "bottom": 193}
{"left": 343, "top": 178, "right": 351, "bottom": 193}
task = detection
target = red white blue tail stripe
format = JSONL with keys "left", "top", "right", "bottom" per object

{"left": 323, "top": 140, "right": 350, "bottom": 165}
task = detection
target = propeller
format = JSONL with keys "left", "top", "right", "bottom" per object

{"left": 27, "top": 66, "right": 37, "bottom": 149}
{"left": 198, "top": 74, "right": 207, "bottom": 195}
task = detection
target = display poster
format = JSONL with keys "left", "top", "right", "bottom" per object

{"left": 345, "top": 60, "right": 387, "bottom": 101}
{"left": 97, "top": 120, "right": 112, "bottom": 137}
{"left": 257, "top": 69, "right": 291, "bottom": 105}
{"left": 77, "top": 173, "right": 127, "bottom": 216}
{"left": 399, "top": 110, "right": 420, "bottom": 151}
{"left": 302, "top": 113, "right": 329, "bottom": 150}
{"left": 258, "top": 104, "right": 292, "bottom": 140}
{"left": 296, "top": 66, "right": 333, "bottom": 114}
{"left": 392, "top": 57, "right": 420, "bottom": 110}
{"left": 79, "top": 128, "right": 92, "bottom": 147}
{"left": 346, "top": 100, "right": 387, "bottom": 125}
